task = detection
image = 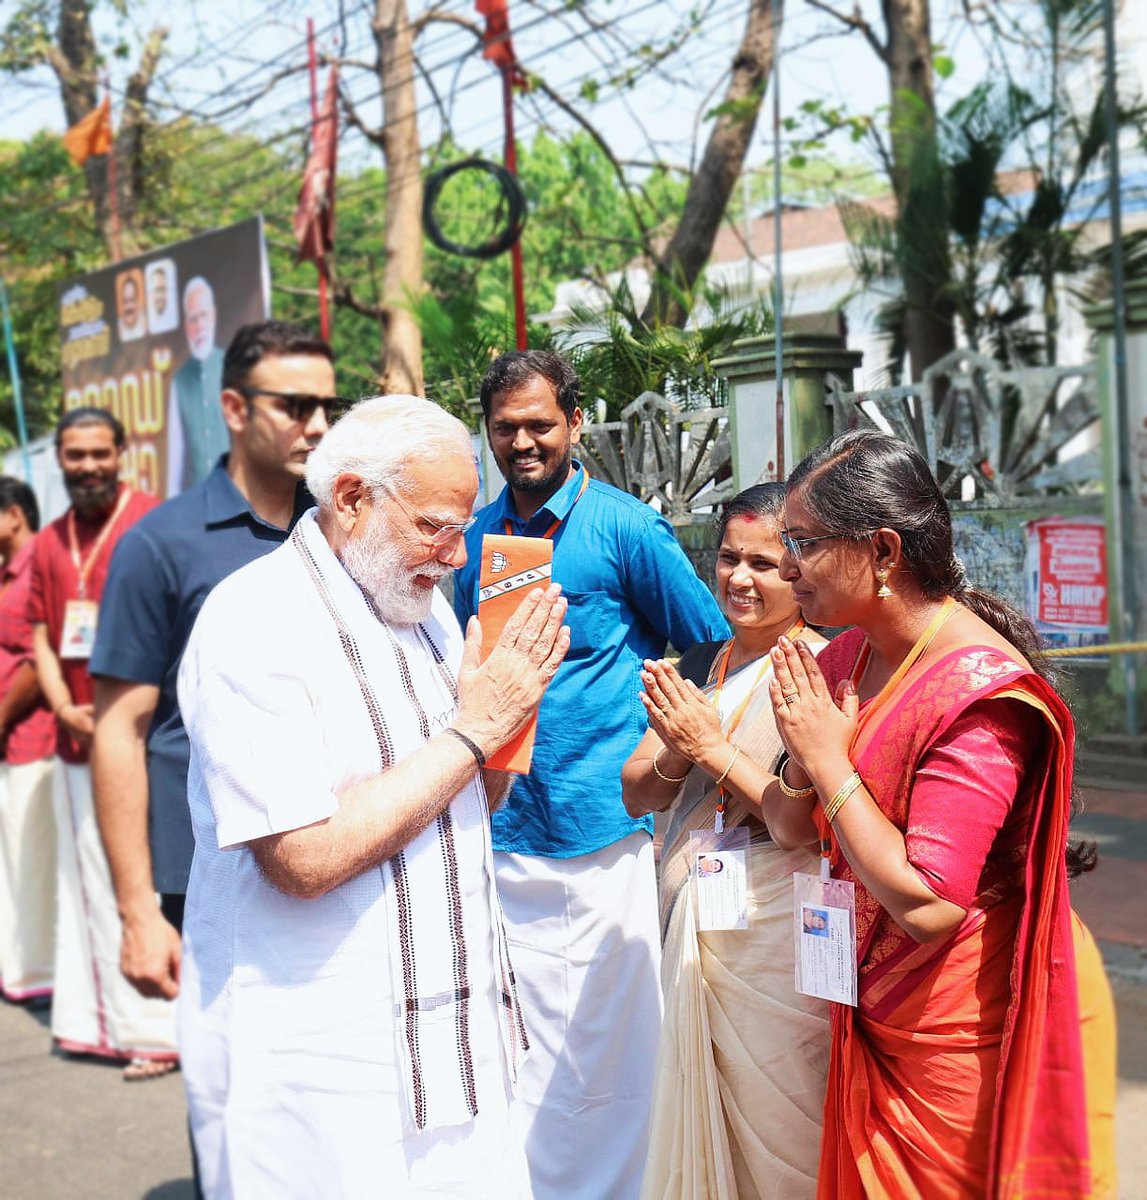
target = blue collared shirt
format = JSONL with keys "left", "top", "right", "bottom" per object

{"left": 90, "top": 458, "right": 313, "bottom": 893}
{"left": 453, "top": 461, "right": 728, "bottom": 857}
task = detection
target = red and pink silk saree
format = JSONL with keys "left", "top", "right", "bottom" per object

{"left": 814, "top": 627, "right": 1110, "bottom": 1200}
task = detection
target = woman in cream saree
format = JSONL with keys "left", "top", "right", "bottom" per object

{"left": 622, "top": 484, "right": 830, "bottom": 1200}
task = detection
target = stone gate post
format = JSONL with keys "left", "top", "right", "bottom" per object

{"left": 712, "top": 329, "right": 863, "bottom": 490}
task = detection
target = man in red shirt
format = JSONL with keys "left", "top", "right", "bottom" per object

{"left": 0, "top": 477, "right": 57, "bottom": 1002}
{"left": 29, "top": 408, "right": 174, "bottom": 1075}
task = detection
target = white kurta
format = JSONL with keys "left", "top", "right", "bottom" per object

{"left": 177, "top": 512, "right": 528, "bottom": 1199}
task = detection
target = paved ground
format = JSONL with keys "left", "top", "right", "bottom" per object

{"left": 1, "top": 782, "right": 1144, "bottom": 1198}
{"left": 0, "top": 1002, "right": 193, "bottom": 1197}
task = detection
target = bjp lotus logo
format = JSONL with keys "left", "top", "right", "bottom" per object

{"left": 491, "top": 552, "right": 510, "bottom": 574}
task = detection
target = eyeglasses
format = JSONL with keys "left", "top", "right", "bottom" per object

{"left": 236, "top": 387, "right": 352, "bottom": 424}
{"left": 779, "top": 529, "right": 857, "bottom": 560}
{"left": 381, "top": 482, "right": 476, "bottom": 549}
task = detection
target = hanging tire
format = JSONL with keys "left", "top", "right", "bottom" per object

{"left": 422, "top": 158, "right": 527, "bottom": 260}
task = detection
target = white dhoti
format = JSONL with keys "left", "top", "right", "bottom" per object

{"left": 50, "top": 760, "right": 177, "bottom": 1059}
{"left": 0, "top": 758, "right": 56, "bottom": 1000}
{"left": 495, "top": 831, "right": 663, "bottom": 1199}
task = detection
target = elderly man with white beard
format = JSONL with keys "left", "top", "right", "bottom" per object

{"left": 175, "top": 395, "right": 569, "bottom": 1199}
{"left": 170, "top": 276, "right": 229, "bottom": 491}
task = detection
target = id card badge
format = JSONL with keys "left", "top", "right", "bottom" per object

{"left": 60, "top": 599, "right": 99, "bottom": 660}
{"left": 690, "top": 826, "right": 750, "bottom": 931}
{"left": 793, "top": 865, "right": 858, "bottom": 1005}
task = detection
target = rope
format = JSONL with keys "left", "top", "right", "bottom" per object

{"left": 1045, "top": 641, "right": 1147, "bottom": 658}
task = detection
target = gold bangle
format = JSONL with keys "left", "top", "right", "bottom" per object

{"left": 822, "top": 771, "right": 863, "bottom": 824}
{"left": 714, "top": 746, "right": 741, "bottom": 789}
{"left": 652, "top": 749, "right": 690, "bottom": 785}
{"left": 777, "top": 758, "right": 816, "bottom": 799}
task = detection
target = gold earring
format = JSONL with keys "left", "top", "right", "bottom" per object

{"left": 876, "top": 571, "right": 893, "bottom": 599}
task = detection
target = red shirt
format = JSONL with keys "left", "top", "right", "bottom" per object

{"left": 27, "top": 487, "right": 160, "bottom": 764}
{"left": 0, "top": 536, "right": 56, "bottom": 764}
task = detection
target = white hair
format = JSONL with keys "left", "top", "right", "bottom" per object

{"left": 183, "top": 275, "right": 214, "bottom": 307}
{"left": 305, "top": 394, "right": 473, "bottom": 509}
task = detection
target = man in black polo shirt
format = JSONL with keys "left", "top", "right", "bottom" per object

{"left": 90, "top": 321, "right": 339, "bottom": 1013}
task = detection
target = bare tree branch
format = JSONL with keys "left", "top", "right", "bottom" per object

{"left": 340, "top": 78, "right": 384, "bottom": 149}
{"left": 528, "top": 74, "right": 655, "bottom": 258}
{"left": 804, "top": 0, "right": 889, "bottom": 63}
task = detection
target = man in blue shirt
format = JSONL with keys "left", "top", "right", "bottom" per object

{"left": 454, "top": 350, "right": 727, "bottom": 1198}
{"left": 89, "top": 321, "right": 338, "bottom": 1019}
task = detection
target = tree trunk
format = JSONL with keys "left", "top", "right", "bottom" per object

{"left": 52, "top": 0, "right": 165, "bottom": 259}
{"left": 373, "top": 0, "right": 424, "bottom": 395}
{"left": 883, "top": 0, "right": 954, "bottom": 379}
{"left": 640, "top": 0, "right": 779, "bottom": 329}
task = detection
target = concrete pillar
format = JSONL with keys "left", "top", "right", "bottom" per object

{"left": 1084, "top": 278, "right": 1147, "bottom": 725}
{"left": 1084, "top": 279, "right": 1147, "bottom": 648}
{"left": 466, "top": 399, "right": 503, "bottom": 506}
{"left": 712, "top": 333, "right": 863, "bottom": 490}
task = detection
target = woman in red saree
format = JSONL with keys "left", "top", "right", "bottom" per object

{"left": 760, "top": 430, "right": 1116, "bottom": 1199}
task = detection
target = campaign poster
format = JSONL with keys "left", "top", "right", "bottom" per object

{"left": 57, "top": 217, "right": 270, "bottom": 498}
{"left": 1024, "top": 515, "right": 1109, "bottom": 656}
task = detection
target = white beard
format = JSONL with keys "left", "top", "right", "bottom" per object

{"left": 338, "top": 508, "right": 447, "bottom": 626}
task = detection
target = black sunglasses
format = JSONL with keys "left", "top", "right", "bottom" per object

{"left": 236, "top": 387, "right": 352, "bottom": 423}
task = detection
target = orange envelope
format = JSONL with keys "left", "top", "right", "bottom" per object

{"left": 477, "top": 533, "right": 554, "bottom": 773}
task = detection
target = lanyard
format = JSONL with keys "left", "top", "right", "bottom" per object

{"left": 848, "top": 596, "right": 958, "bottom": 700}
{"left": 66, "top": 488, "right": 131, "bottom": 600}
{"left": 710, "top": 619, "right": 805, "bottom": 829}
{"left": 502, "top": 466, "right": 590, "bottom": 539}
{"left": 815, "top": 597, "right": 959, "bottom": 869}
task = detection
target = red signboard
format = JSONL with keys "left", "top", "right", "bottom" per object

{"left": 1026, "top": 516, "right": 1108, "bottom": 631}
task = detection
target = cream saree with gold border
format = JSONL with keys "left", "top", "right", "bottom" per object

{"left": 641, "top": 640, "right": 830, "bottom": 1200}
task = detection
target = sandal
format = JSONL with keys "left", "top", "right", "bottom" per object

{"left": 123, "top": 1056, "right": 179, "bottom": 1082}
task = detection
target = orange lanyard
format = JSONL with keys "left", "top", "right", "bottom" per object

{"left": 66, "top": 489, "right": 131, "bottom": 600}
{"left": 503, "top": 466, "right": 590, "bottom": 539}
{"left": 815, "top": 597, "right": 958, "bottom": 866}
{"left": 710, "top": 619, "right": 805, "bottom": 822}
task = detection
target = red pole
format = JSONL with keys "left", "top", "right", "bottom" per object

{"left": 306, "top": 18, "right": 331, "bottom": 341}
{"left": 501, "top": 67, "right": 527, "bottom": 351}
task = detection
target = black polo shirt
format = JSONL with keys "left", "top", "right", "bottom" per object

{"left": 90, "top": 457, "right": 312, "bottom": 893}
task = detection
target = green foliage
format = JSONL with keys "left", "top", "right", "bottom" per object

{"left": 415, "top": 131, "right": 689, "bottom": 417}
{"left": 0, "top": 116, "right": 693, "bottom": 439}
{"left": 837, "top": 2, "right": 1146, "bottom": 378}
{"left": 706, "top": 86, "right": 766, "bottom": 126}
{"left": 558, "top": 275, "right": 773, "bottom": 418}
{"left": 0, "top": 1, "right": 55, "bottom": 73}
{"left": 0, "top": 134, "right": 105, "bottom": 435}
{"left": 932, "top": 53, "right": 955, "bottom": 80}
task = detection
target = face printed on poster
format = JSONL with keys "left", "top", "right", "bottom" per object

{"left": 58, "top": 218, "right": 270, "bottom": 499}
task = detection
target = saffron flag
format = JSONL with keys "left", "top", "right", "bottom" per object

{"left": 62, "top": 97, "right": 112, "bottom": 167}
{"left": 477, "top": 533, "right": 553, "bottom": 772}
{"left": 294, "top": 64, "right": 340, "bottom": 264}
{"left": 475, "top": 0, "right": 527, "bottom": 89}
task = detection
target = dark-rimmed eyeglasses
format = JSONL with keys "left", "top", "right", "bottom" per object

{"left": 381, "top": 481, "right": 476, "bottom": 550}
{"left": 779, "top": 529, "right": 856, "bottom": 561}
{"left": 236, "top": 387, "right": 352, "bottom": 424}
